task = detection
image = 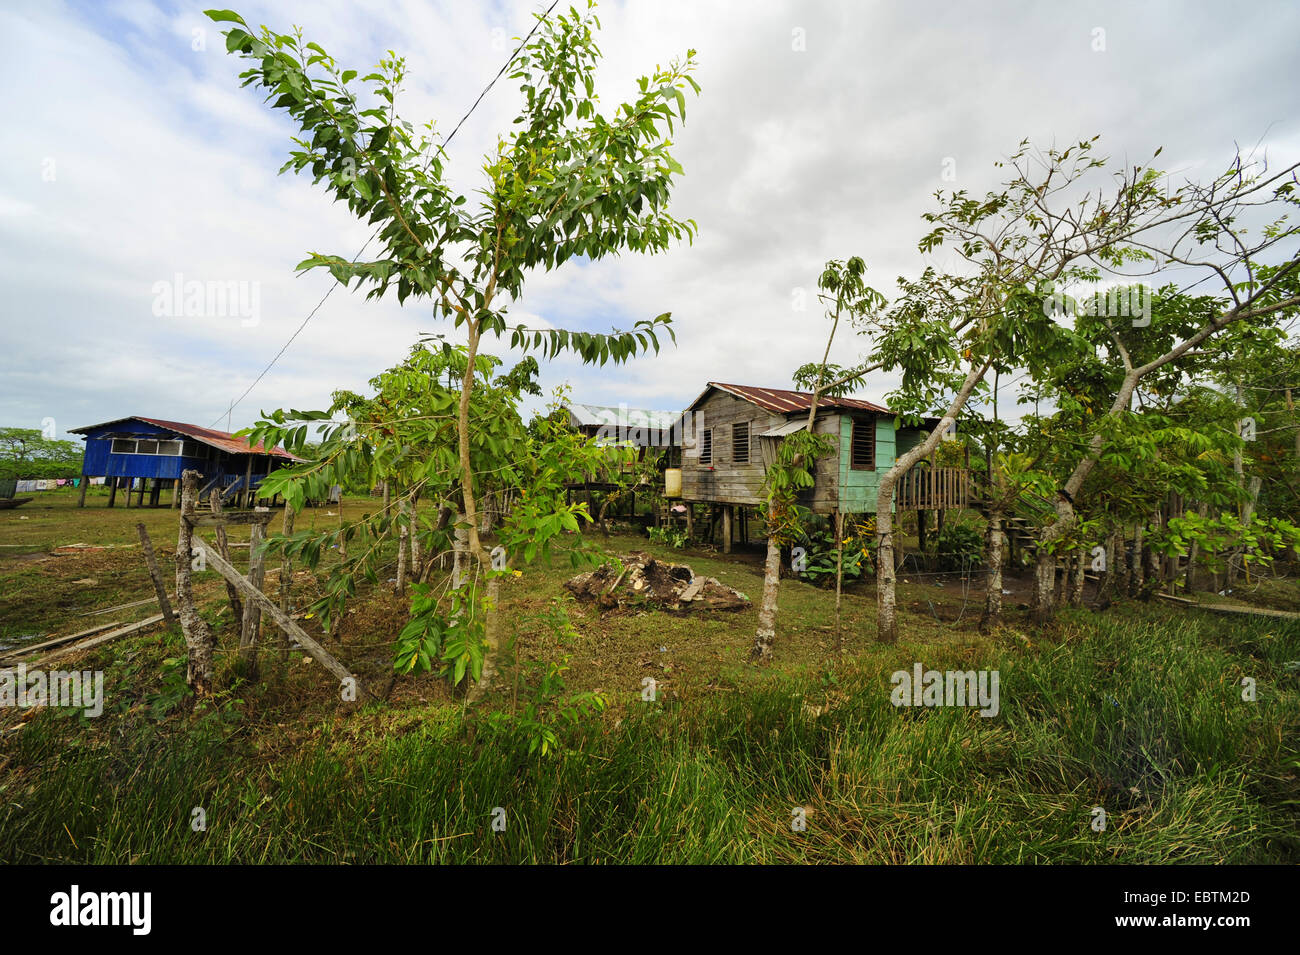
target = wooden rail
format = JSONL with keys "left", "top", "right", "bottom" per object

{"left": 896, "top": 467, "right": 971, "bottom": 510}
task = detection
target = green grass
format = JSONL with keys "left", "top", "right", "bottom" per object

{"left": 2, "top": 608, "right": 1296, "bottom": 863}
{"left": 3, "top": 493, "right": 1296, "bottom": 863}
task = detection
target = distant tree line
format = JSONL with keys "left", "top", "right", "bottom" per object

{"left": 0, "top": 427, "right": 83, "bottom": 481}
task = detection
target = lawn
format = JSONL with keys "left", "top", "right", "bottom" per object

{"left": 1, "top": 488, "right": 1297, "bottom": 863}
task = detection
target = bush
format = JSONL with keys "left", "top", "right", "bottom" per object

{"left": 798, "top": 517, "right": 876, "bottom": 586}
{"left": 931, "top": 519, "right": 984, "bottom": 572}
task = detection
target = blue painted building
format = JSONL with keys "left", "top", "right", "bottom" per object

{"left": 69, "top": 416, "right": 297, "bottom": 507}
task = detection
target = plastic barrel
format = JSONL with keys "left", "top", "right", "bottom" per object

{"left": 664, "top": 468, "right": 682, "bottom": 498}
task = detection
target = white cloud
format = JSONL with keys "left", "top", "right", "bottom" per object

{"left": 1, "top": 0, "right": 1298, "bottom": 444}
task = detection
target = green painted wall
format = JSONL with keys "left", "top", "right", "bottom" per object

{"left": 834, "top": 416, "right": 929, "bottom": 514}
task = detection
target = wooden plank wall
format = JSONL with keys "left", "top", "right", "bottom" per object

{"left": 679, "top": 391, "right": 840, "bottom": 510}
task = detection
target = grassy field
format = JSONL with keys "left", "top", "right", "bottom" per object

{"left": 1, "top": 489, "right": 1297, "bottom": 863}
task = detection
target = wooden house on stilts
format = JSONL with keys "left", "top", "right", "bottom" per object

{"left": 673, "top": 383, "right": 971, "bottom": 551}
{"left": 69, "top": 416, "right": 299, "bottom": 509}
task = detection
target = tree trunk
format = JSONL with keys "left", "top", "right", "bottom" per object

{"left": 406, "top": 495, "right": 422, "bottom": 584}
{"left": 1185, "top": 500, "right": 1206, "bottom": 593}
{"left": 456, "top": 310, "right": 506, "bottom": 704}
{"left": 982, "top": 506, "right": 1004, "bottom": 630}
{"left": 1069, "top": 548, "right": 1086, "bottom": 607}
{"left": 452, "top": 513, "right": 469, "bottom": 588}
{"left": 878, "top": 359, "right": 993, "bottom": 642}
{"left": 1130, "top": 521, "right": 1145, "bottom": 597}
{"left": 396, "top": 517, "right": 408, "bottom": 596}
{"left": 751, "top": 505, "right": 783, "bottom": 660}
{"left": 1115, "top": 533, "right": 1131, "bottom": 597}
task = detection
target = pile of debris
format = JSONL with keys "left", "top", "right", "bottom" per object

{"left": 564, "top": 552, "right": 750, "bottom": 613}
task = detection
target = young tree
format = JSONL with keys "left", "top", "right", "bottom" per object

{"left": 751, "top": 257, "right": 881, "bottom": 660}
{"left": 211, "top": 3, "right": 699, "bottom": 697}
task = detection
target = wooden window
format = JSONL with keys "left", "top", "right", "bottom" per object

{"left": 732, "top": 422, "right": 750, "bottom": 464}
{"left": 158, "top": 440, "right": 183, "bottom": 456}
{"left": 111, "top": 438, "right": 136, "bottom": 454}
{"left": 700, "top": 428, "right": 713, "bottom": 465}
{"left": 136, "top": 439, "right": 159, "bottom": 455}
{"left": 851, "top": 418, "right": 875, "bottom": 470}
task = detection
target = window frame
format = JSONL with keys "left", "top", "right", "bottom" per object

{"left": 732, "top": 421, "right": 750, "bottom": 464}
{"left": 850, "top": 417, "right": 876, "bottom": 471}
{"left": 700, "top": 428, "right": 713, "bottom": 465}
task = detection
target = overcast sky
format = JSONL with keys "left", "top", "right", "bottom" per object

{"left": 2, "top": 0, "right": 1298, "bottom": 444}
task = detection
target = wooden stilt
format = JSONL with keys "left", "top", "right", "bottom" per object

{"left": 723, "top": 505, "right": 732, "bottom": 554}
{"left": 77, "top": 473, "right": 89, "bottom": 507}
{"left": 107, "top": 477, "right": 118, "bottom": 508}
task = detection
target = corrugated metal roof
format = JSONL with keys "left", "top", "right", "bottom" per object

{"left": 70, "top": 416, "right": 299, "bottom": 459}
{"left": 565, "top": 402, "right": 682, "bottom": 431}
{"left": 757, "top": 419, "right": 810, "bottom": 438}
{"left": 705, "top": 382, "right": 892, "bottom": 415}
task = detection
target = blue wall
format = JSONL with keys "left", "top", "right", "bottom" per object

{"left": 78, "top": 419, "right": 278, "bottom": 484}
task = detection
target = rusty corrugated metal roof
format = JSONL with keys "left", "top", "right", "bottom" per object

{"left": 70, "top": 416, "right": 299, "bottom": 459}
{"left": 707, "top": 382, "right": 892, "bottom": 415}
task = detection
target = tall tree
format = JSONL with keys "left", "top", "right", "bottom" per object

{"left": 849, "top": 139, "right": 1299, "bottom": 639}
{"left": 213, "top": 2, "right": 699, "bottom": 696}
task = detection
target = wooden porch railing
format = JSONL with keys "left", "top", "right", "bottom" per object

{"left": 896, "top": 466, "right": 972, "bottom": 510}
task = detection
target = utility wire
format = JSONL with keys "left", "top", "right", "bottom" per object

{"left": 211, "top": 1, "right": 560, "bottom": 430}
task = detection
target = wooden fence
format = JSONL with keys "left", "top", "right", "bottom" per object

{"left": 895, "top": 467, "right": 972, "bottom": 510}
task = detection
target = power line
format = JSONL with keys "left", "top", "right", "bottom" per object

{"left": 211, "top": 1, "right": 560, "bottom": 430}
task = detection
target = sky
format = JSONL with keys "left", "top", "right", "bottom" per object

{"left": 2, "top": 0, "right": 1298, "bottom": 446}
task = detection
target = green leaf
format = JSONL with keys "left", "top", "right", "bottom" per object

{"left": 205, "top": 9, "right": 249, "bottom": 25}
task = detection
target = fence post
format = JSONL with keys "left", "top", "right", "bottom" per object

{"left": 239, "top": 521, "right": 266, "bottom": 676}
{"left": 137, "top": 522, "right": 177, "bottom": 628}
{"left": 175, "top": 470, "right": 217, "bottom": 696}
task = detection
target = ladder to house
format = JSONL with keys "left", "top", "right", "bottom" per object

{"left": 197, "top": 474, "right": 223, "bottom": 505}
